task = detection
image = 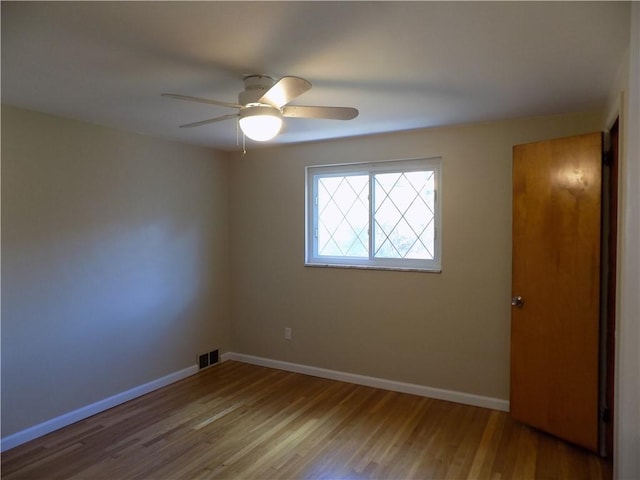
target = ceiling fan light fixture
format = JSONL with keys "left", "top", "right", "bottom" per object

{"left": 239, "top": 105, "right": 283, "bottom": 141}
{"left": 164, "top": 75, "right": 358, "bottom": 146}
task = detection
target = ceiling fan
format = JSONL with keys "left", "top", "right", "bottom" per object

{"left": 162, "top": 75, "right": 359, "bottom": 142}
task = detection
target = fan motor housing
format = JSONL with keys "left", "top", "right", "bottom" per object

{"left": 239, "top": 104, "right": 282, "bottom": 120}
{"left": 239, "top": 75, "right": 276, "bottom": 105}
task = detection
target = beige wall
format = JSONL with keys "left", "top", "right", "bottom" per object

{"left": 1, "top": 106, "right": 231, "bottom": 437}
{"left": 229, "top": 111, "right": 603, "bottom": 401}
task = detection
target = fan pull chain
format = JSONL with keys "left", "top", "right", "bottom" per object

{"left": 236, "top": 117, "right": 247, "bottom": 156}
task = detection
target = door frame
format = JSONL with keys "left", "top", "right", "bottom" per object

{"left": 600, "top": 118, "right": 619, "bottom": 457}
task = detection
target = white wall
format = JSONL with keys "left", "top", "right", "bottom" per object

{"left": 229, "top": 111, "right": 603, "bottom": 403}
{"left": 615, "top": 3, "right": 640, "bottom": 478}
{"left": 1, "top": 106, "right": 231, "bottom": 437}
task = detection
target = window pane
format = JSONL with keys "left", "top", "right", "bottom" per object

{"left": 317, "top": 175, "right": 369, "bottom": 257}
{"left": 373, "top": 171, "right": 435, "bottom": 260}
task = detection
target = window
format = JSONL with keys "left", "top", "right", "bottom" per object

{"left": 306, "top": 157, "right": 441, "bottom": 271}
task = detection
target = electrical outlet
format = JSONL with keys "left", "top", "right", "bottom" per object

{"left": 284, "top": 327, "right": 292, "bottom": 340}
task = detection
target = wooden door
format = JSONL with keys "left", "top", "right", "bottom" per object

{"left": 510, "top": 132, "right": 602, "bottom": 452}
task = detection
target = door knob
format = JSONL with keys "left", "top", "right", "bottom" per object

{"left": 511, "top": 296, "right": 524, "bottom": 308}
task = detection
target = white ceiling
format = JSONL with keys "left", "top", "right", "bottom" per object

{"left": 1, "top": 1, "right": 630, "bottom": 151}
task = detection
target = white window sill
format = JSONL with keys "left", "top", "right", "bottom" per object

{"left": 304, "top": 263, "right": 442, "bottom": 274}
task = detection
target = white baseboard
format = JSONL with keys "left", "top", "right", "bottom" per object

{"left": 226, "top": 352, "right": 510, "bottom": 412}
{"left": 1, "top": 364, "right": 199, "bottom": 452}
{"left": 1, "top": 353, "right": 508, "bottom": 452}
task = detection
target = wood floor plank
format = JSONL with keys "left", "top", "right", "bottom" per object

{"left": 467, "top": 409, "right": 501, "bottom": 479}
{"left": 1, "top": 361, "right": 611, "bottom": 479}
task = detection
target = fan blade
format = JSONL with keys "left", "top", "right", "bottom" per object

{"left": 282, "top": 105, "right": 359, "bottom": 120}
{"left": 179, "top": 114, "right": 238, "bottom": 129}
{"left": 258, "top": 76, "right": 311, "bottom": 108}
{"left": 162, "top": 93, "right": 242, "bottom": 109}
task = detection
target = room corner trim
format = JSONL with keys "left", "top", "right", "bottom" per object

{"left": 226, "top": 352, "right": 510, "bottom": 412}
{"left": 0, "top": 364, "right": 199, "bottom": 452}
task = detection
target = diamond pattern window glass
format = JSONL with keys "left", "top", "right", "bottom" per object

{"left": 306, "top": 158, "right": 441, "bottom": 272}
{"left": 374, "top": 171, "right": 435, "bottom": 260}
{"left": 317, "top": 175, "right": 369, "bottom": 257}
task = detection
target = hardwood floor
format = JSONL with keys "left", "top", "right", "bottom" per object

{"left": 1, "top": 361, "right": 611, "bottom": 479}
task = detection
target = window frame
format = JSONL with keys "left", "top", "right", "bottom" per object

{"left": 305, "top": 157, "right": 442, "bottom": 272}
